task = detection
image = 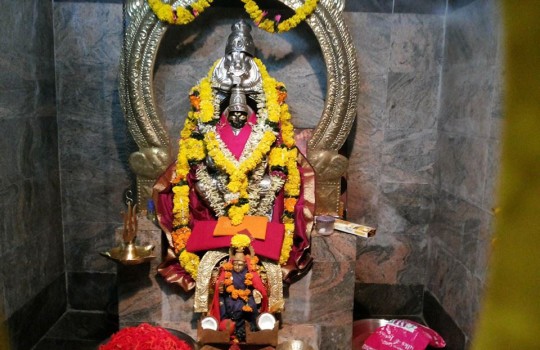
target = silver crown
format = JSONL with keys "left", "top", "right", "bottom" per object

{"left": 228, "top": 86, "right": 250, "bottom": 114}
{"left": 225, "top": 21, "right": 255, "bottom": 56}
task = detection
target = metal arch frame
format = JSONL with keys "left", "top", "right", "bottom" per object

{"left": 120, "top": 0, "right": 359, "bottom": 214}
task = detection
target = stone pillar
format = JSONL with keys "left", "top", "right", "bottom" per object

{"left": 281, "top": 232, "right": 356, "bottom": 350}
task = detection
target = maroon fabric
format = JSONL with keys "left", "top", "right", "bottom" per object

{"left": 155, "top": 165, "right": 175, "bottom": 232}
{"left": 157, "top": 258, "right": 196, "bottom": 288}
{"left": 210, "top": 271, "right": 227, "bottom": 325}
{"left": 289, "top": 165, "right": 309, "bottom": 265}
{"left": 271, "top": 190, "right": 284, "bottom": 223}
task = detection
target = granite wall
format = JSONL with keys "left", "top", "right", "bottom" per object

{"left": 53, "top": 0, "right": 133, "bottom": 314}
{"left": 427, "top": 0, "right": 503, "bottom": 343}
{"left": 345, "top": 3, "right": 444, "bottom": 292}
{"left": 0, "top": 1, "right": 65, "bottom": 349}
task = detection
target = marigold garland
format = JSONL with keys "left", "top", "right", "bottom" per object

{"left": 284, "top": 197, "right": 297, "bottom": 213}
{"left": 197, "top": 77, "right": 215, "bottom": 123}
{"left": 148, "top": 0, "right": 318, "bottom": 33}
{"left": 148, "top": 0, "right": 213, "bottom": 25}
{"left": 284, "top": 148, "right": 301, "bottom": 197}
{"left": 255, "top": 59, "right": 280, "bottom": 124}
{"left": 171, "top": 227, "right": 191, "bottom": 253}
{"left": 180, "top": 250, "right": 200, "bottom": 279}
{"left": 172, "top": 184, "right": 190, "bottom": 227}
{"left": 223, "top": 257, "right": 255, "bottom": 312}
{"left": 241, "top": 0, "right": 319, "bottom": 33}
{"left": 279, "top": 227, "right": 294, "bottom": 265}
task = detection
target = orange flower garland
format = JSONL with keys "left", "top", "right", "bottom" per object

{"left": 223, "top": 258, "right": 255, "bottom": 312}
{"left": 171, "top": 227, "right": 191, "bottom": 253}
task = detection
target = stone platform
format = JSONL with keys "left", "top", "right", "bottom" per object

{"left": 117, "top": 216, "right": 356, "bottom": 349}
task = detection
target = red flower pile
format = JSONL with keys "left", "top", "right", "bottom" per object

{"left": 100, "top": 323, "right": 192, "bottom": 350}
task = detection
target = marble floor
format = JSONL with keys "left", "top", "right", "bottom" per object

{"left": 32, "top": 310, "right": 118, "bottom": 350}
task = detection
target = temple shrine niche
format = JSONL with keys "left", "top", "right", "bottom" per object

{"left": 111, "top": 0, "right": 364, "bottom": 349}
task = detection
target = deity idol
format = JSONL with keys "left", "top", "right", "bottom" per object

{"left": 209, "top": 234, "right": 268, "bottom": 342}
{"left": 153, "top": 21, "right": 313, "bottom": 293}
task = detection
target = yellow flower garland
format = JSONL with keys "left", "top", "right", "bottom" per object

{"left": 171, "top": 59, "right": 301, "bottom": 278}
{"left": 179, "top": 250, "right": 200, "bottom": 279}
{"left": 254, "top": 58, "right": 300, "bottom": 266}
{"left": 205, "top": 130, "right": 277, "bottom": 194}
{"left": 197, "top": 77, "right": 215, "bottom": 123}
{"left": 148, "top": 0, "right": 213, "bottom": 25}
{"left": 255, "top": 59, "right": 280, "bottom": 124}
{"left": 148, "top": 0, "right": 317, "bottom": 33}
{"left": 241, "top": 0, "right": 319, "bottom": 33}
{"left": 279, "top": 224, "right": 295, "bottom": 265}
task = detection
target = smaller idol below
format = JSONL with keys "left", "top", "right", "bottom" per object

{"left": 200, "top": 234, "right": 278, "bottom": 347}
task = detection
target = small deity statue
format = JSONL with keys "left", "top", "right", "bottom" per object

{"left": 153, "top": 20, "right": 313, "bottom": 293}
{"left": 208, "top": 234, "right": 268, "bottom": 342}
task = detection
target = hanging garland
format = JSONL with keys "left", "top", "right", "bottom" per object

{"left": 240, "top": 0, "right": 318, "bottom": 33}
{"left": 147, "top": 0, "right": 318, "bottom": 33}
{"left": 170, "top": 59, "right": 300, "bottom": 277}
{"left": 148, "top": 0, "right": 214, "bottom": 25}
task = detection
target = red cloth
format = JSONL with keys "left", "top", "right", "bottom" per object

{"left": 186, "top": 220, "right": 285, "bottom": 261}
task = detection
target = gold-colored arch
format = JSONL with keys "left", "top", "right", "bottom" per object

{"left": 121, "top": 0, "right": 359, "bottom": 214}
{"left": 194, "top": 250, "right": 228, "bottom": 313}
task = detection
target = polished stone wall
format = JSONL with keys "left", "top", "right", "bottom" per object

{"left": 53, "top": 0, "right": 132, "bottom": 312}
{"left": 344, "top": 7, "right": 444, "bottom": 289}
{"left": 0, "top": 0, "right": 66, "bottom": 348}
{"left": 427, "top": 0, "right": 503, "bottom": 342}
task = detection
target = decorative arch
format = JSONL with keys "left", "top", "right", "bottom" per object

{"left": 120, "top": 0, "right": 359, "bottom": 214}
